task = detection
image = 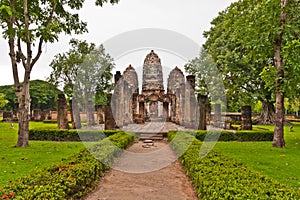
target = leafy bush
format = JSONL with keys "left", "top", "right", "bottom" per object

{"left": 0, "top": 132, "right": 134, "bottom": 199}
{"left": 29, "top": 129, "right": 123, "bottom": 142}
{"left": 168, "top": 129, "right": 273, "bottom": 142}
{"left": 168, "top": 131, "right": 300, "bottom": 199}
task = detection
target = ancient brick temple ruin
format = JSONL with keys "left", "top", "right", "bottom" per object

{"left": 110, "top": 50, "right": 202, "bottom": 129}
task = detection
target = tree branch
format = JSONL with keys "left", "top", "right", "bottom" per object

{"left": 8, "top": 0, "right": 20, "bottom": 92}
{"left": 23, "top": 0, "right": 32, "bottom": 73}
{"left": 31, "top": 2, "right": 57, "bottom": 71}
{"left": 17, "top": 37, "right": 26, "bottom": 67}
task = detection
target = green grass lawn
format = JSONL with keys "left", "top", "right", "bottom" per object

{"left": 215, "top": 123, "right": 300, "bottom": 189}
{"left": 0, "top": 122, "right": 84, "bottom": 187}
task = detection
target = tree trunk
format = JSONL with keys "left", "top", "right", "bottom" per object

{"left": 198, "top": 94, "right": 207, "bottom": 130}
{"left": 256, "top": 101, "right": 275, "bottom": 124}
{"left": 273, "top": 91, "right": 285, "bottom": 147}
{"left": 16, "top": 81, "right": 30, "bottom": 147}
{"left": 272, "top": 0, "right": 287, "bottom": 148}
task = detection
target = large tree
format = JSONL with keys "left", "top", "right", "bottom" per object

{"left": 49, "top": 39, "right": 115, "bottom": 127}
{"left": 0, "top": 0, "right": 119, "bottom": 147}
{"left": 203, "top": 0, "right": 276, "bottom": 122}
{"left": 184, "top": 48, "right": 226, "bottom": 105}
{"left": 203, "top": 0, "right": 300, "bottom": 148}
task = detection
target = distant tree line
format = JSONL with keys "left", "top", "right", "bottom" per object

{"left": 0, "top": 80, "right": 61, "bottom": 111}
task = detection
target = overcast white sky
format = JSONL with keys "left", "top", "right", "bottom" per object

{"left": 0, "top": 0, "right": 236, "bottom": 86}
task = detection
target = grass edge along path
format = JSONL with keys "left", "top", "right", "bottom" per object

{"left": 216, "top": 124, "right": 300, "bottom": 189}
{"left": 0, "top": 131, "right": 134, "bottom": 199}
{"left": 168, "top": 131, "right": 300, "bottom": 199}
{"left": 0, "top": 122, "right": 84, "bottom": 187}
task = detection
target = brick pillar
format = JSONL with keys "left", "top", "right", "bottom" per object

{"left": 104, "top": 94, "right": 116, "bottom": 130}
{"left": 57, "top": 94, "right": 69, "bottom": 129}
{"left": 123, "top": 81, "right": 129, "bottom": 126}
{"left": 198, "top": 94, "right": 207, "bottom": 130}
{"left": 70, "top": 98, "right": 82, "bottom": 129}
{"left": 185, "top": 75, "right": 196, "bottom": 128}
{"left": 179, "top": 84, "right": 185, "bottom": 125}
{"left": 214, "top": 104, "right": 221, "bottom": 128}
{"left": 205, "top": 103, "right": 211, "bottom": 125}
{"left": 241, "top": 105, "right": 252, "bottom": 130}
{"left": 32, "top": 109, "right": 42, "bottom": 121}
{"left": 87, "top": 100, "right": 95, "bottom": 126}
{"left": 97, "top": 105, "right": 104, "bottom": 124}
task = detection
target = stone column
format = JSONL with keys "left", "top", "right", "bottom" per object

{"left": 32, "top": 109, "right": 42, "bottom": 121}
{"left": 97, "top": 105, "right": 104, "bottom": 124}
{"left": 198, "top": 94, "right": 207, "bottom": 130}
{"left": 70, "top": 98, "right": 82, "bottom": 129}
{"left": 179, "top": 84, "right": 185, "bottom": 125}
{"left": 44, "top": 109, "right": 52, "bottom": 120}
{"left": 214, "top": 104, "right": 221, "bottom": 128}
{"left": 104, "top": 94, "right": 116, "bottom": 130}
{"left": 184, "top": 75, "right": 196, "bottom": 128}
{"left": 57, "top": 94, "right": 69, "bottom": 129}
{"left": 241, "top": 105, "right": 252, "bottom": 130}
{"left": 87, "top": 100, "right": 95, "bottom": 126}
{"left": 123, "top": 81, "right": 130, "bottom": 126}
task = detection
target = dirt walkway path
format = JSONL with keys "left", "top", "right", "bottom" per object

{"left": 83, "top": 141, "right": 198, "bottom": 200}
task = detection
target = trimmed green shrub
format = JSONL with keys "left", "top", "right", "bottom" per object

{"left": 42, "top": 120, "right": 73, "bottom": 124}
{"left": 29, "top": 129, "right": 123, "bottom": 141}
{"left": 168, "top": 131, "right": 300, "bottom": 199}
{"left": 43, "top": 120, "right": 59, "bottom": 124}
{"left": 236, "top": 130, "right": 274, "bottom": 141}
{"left": 169, "top": 129, "right": 274, "bottom": 142}
{"left": 0, "top": 132, "right": 134, "bottom": 199}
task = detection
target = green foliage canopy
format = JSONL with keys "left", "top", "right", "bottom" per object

{"left": 0, "top": 80, "right": 61, "bottom": 111}
{"left": 203, "top": 0, "right": 300, "bottom": 109}
{"left": 48, "top": 39, "right": 115, "bottom": 106}
{"left": 0, "top": 93, "right": 8, "bottom": 109}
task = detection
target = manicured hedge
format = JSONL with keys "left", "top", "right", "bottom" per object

{"left": 169, "top": 129, "right": 274, "bottom": 142}
{"left": 43, "top": 120, "right": 87, "bottom": 124}
{"left": 168, "top": 132, "right": 300, "bottom": 199}
{"left": 236, "top": 130, "right": 274, "bottom": 141}
{"left": 0, "top": 132, "right": 134, "bottom": 199}
{"left": 29, "top": 129, "right": 123, "bottom": 141}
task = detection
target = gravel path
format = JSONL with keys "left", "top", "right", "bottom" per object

{"left": 83, "top": 141, "right": 198, "bottom": 200}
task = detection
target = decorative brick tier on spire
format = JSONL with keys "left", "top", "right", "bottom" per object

{"left": 142, "top": 50, "right": 164, "bottom": 92}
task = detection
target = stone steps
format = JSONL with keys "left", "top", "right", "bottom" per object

{"left": 136, "top": 132, "right": 167, "bottom": 140}
{"left": 141, "top": 139, "right": 156, "bottom": 148}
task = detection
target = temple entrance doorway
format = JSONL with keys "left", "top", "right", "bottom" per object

{"left": 149, "top": 101, "right": 158, "bottom": 118}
